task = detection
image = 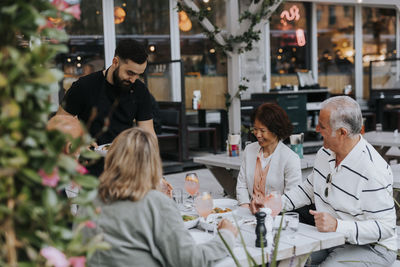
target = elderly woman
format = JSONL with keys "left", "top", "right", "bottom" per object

{"left": 236, "top": 102, "right": 302, "bottom": 214}
{"left": 82, "top": 128, "right": 237, "bottom": 266}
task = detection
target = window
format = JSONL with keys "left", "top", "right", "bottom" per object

{"left": 270, "top": 2, "right": 310, "bottom": 88}
{"left": 180, "top": 0, "right": 228, "bottom": 109}
{"left": 362, "top": 7, "right": 396, "bottom": 98}
{"left": 115, "top": 0, "right": 171, "bottom": 62}
{"left": 317, "top": 4, "right": 354, "bottom": 93}
{"left": 57, "top": 0, "right": 105, "bottom": 100}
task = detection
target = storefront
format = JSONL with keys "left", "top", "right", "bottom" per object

{"left": 56, "top": 0, "right": 400, "bottom": 110}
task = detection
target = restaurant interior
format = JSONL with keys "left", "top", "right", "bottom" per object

{"left": 4, "top": 0, "right": 400, "bottom": 266}
{"left": 54, "top": 0, "right": 400, "bottom": 173}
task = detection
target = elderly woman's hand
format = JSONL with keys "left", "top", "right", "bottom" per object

{"left": 250, "top": 198, "right": 264, "bottom": 215}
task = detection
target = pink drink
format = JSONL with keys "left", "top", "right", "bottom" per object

{"left": 195, "top": 193, "right": 213, "bottom": 218}
{"left": 264, "top": 192, "right": 282, "bottom": 217}
{"left": 185, "top": 181, "right": 200, "bottom": 196}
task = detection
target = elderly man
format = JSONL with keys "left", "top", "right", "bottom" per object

{"left": 282, "top": 96, "right": 397, "bottom": 266}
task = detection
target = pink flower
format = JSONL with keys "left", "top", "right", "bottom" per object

{"left": 75, "top": 163, "right": 88, "bottom": 174}
{"left": 40, "top": 247, "right": 69, "bottom": 267}
{"left": 84, "top": 220, "right": 96, "bottom": 228}
{"left": 51, "top": 0, "right": 81, "bottom": 20}
{"left": 39, "top": 168, "right": 60, "bottom": 188}
{"left": 69, "top": 256, "right": 86, "bottom": 267}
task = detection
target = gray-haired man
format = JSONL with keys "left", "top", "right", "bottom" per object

{"left": 283, "top": 96, "right": 397, "bottom": 266}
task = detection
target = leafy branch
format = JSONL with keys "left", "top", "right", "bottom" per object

{"left": 225, "top": 77, "right": 249, "bottom": 110}
{"left": 177, "top": 0, "right": 282, "bottom": 54}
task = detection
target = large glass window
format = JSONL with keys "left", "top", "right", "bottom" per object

{"left": 115, "top": 0, "right": 170, "bottom": 62}
{"left": 56, "top": 0, "right": 105, "bottom": 101}
{"left": 113, "top": 0, "right": 171, "bottom": 102}
{"left": 180, "top": 0, "right": 228, "bottom": 110}
{"left": 317, "top": 4, "right": 354, "bottom": 94}
{"left": 269, "top": 2, "right": 310, "bottom": 89}
{"left": 363, "top": 7, "right": 396, "bottom": 98}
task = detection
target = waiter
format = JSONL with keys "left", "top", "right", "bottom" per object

{"left": 57, "top": 39, "right": 155, "bottom": 175}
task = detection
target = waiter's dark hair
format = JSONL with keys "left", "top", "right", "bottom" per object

{"left": 115, "top": 39, "right": 148, "bottom": 64}
{"left": 251, "top": 102, "right": 293, "bottom": 140}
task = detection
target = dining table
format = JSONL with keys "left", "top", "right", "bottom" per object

{"left": 188, "top": 206, "right": 345, "bottom": 267}
{"left": 363, "top": 131, "right": 400, "bottom": 157}
{"left": 193, "top": 153, "right": 316, "bottom": 198}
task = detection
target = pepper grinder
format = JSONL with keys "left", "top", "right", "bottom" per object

{"left": 255, "top": 211, "right": 267, "bottom": 248}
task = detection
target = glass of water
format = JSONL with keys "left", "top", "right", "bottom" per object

{"left": 284, "top": 212, "right": 299, "bottom": 239}
{"left": 172, "top": 189, "right": 183, "bottom": 209}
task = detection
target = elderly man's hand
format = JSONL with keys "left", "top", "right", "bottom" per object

{"left": 309, "top": 210, "right": 337, "bottom": 232}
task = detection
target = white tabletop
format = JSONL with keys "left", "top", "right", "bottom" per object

{"left": 189, "top": 207, "right": 345, "bottom": 266}
{"left": 364, "top": 131, "right": 400, "bottom": 147}
{"left": 193, "top": 153, "right": 316, "bottom": 171}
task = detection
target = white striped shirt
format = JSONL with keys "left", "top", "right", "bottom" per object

{"left": 283, "top": 135, "right": 397, "bottom": 250}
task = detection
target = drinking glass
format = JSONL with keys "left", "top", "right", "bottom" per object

{"left": 284, "top": 212, "right": 299, "bottom": 239}
{"left": 184, "top": 173, "right": 200, "bottom": 205}
{"left": 263, "top": 191, "right": 282, "bottom": 217}
{"left": 194, "top": 192, "right": 213, "bottom": 232}
{"left": 172, "top": 189, "right": 183, "bottom": 209}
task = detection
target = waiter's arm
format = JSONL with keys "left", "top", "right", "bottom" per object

{"left": 138, "top": 119, "right": 156, "bottom": 138}
{"left": 56, "top": 106, "right": 73, "bottom": 116}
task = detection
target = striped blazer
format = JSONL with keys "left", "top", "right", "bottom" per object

{"left": 283, "top": 136, "right": 397, "bottom": 250}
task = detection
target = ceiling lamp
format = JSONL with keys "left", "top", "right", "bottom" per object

{"left": 179, "top": 11, "right": 192, "bottom": 32}
{"left": 114, "top": 6, "right": 126, "bottom": 24}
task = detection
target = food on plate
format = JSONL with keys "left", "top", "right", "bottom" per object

{"left": 182, "top": 215, "right": 197, "bottom": 222}
{"left": 101, "top": 144, "right": 111, "bottom": 151}
{"left": 212, "top": 207, "right": 232, "bottom": 214}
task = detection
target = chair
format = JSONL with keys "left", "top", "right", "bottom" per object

{"left": 157, "top": 106, "right": 183, "bottom": 162}
{"left": 187, "top": 125, "right": 217, "bottom": 155}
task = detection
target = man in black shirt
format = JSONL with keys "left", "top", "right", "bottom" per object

{"left": 57, "top": 39, "right": 155, "bottom": 146}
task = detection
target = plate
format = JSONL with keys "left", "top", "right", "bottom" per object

{"left": 94, "top": 143, "right": 111, "bottom": 157}
{"left": 181, "top": 213, "right": 199, "bottom": 229}
{"left": 211, "top": 199, "right": 238, "bottom": 215}
{"left": 213, "top": 199, "right": 238, "bottom": 209}
{"left": 189, "top": 231, "right": 213, "bottom": 244}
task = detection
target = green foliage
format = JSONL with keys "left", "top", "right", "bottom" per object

{"left": 0, "top": 1, "right": 103, "bottom": 266}
{"left": 177, "top": 0, "right": 282, "bottom": 54}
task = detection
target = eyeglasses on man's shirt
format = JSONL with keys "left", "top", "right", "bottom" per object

{"left": 325, "top": 173, "right": 332, "bottom": 197}
{"left": 250, "top": 127, "right": 269, "bottom": 134}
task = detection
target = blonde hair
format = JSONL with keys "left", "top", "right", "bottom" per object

{"left": 98, "top": 128, "right": 162, "bottom": 202}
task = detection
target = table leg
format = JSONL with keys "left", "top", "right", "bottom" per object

{"left": 207, "top": 166, "right": 239, "bottom": 198}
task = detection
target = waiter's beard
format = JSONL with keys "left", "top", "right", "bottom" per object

{"left": 112, "top": 66, "right": 133, "bottom": 92}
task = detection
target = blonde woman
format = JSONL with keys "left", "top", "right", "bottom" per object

{"left": 82, "top": 128, "right": 237, "bottom": 266}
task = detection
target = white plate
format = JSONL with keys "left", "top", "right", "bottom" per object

{"left": 94, "top": 143, "right": 111, "bottom": 157}
{"left": 181, "top": 214, "right": 199, "bottom": 229}
{"left": 190, "top": 231, "right": 213, "bottom": 244}
{"left": 211, "top": 199, "right": 238, "bottom": 216}
{"left": 213, "top": 199, "right": 238, "bottom": 209}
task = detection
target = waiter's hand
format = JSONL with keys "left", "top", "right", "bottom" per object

{"left": 250, "top": 198, "right": 264, "bottom": 215}
{"left": 309, "top": 210, "right": 337, "bottom": 232}
{"left": 88, "top": 141, "right": 98, "bottom": 150}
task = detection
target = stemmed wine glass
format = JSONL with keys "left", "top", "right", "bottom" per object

{"left": 184, "top": 173, "right": 200, "bottom": 207}
{"left": 194, "top": 192, "right": 214, "bottom": 232}
{"left": 263, "top": 191, "right": 282, "bottom": 217}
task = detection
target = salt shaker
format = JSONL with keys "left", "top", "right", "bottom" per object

{"left": 255, "top": 211, "right": 266, "bottom": 248}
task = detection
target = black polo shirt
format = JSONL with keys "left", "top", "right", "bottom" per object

{"left": 62, "top": 70, "right": 152, "bottom": 145}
